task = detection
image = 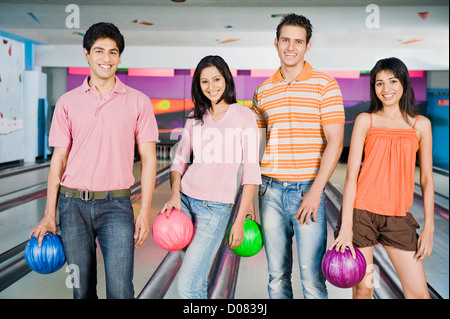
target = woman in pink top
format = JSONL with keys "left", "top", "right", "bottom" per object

{"left": 332, "top": 58, "right": 434, "bottom": 299}
{"left": 160, "top": 55, "right": 261, "bottom": 298}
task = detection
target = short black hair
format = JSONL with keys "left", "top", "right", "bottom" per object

{"left": 83, "top": 22, "right": 125, "bottom": 55}
{"left": 276, "top": 13, "right": 313, "bottom": 43}
{"left": 190, "top": 55, "right": 237, "bottom": 122}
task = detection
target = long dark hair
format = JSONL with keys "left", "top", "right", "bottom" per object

{"left": 190, "top": 55, "right": 237, "bottom": 122}
{"left": 369, "top": 57, "right": 419, "bottom": 125}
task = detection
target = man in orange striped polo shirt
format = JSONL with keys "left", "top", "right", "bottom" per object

{"left": 251, "top": 13, "right": 345, "bottom": 299}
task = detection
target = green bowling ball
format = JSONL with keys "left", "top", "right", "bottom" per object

{"left": 227, "top": 218, "right": 263, "bottom": 257}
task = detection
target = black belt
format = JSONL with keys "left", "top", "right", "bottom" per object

{"left": 60, "top": 186, "right": 131, "bottom": 201}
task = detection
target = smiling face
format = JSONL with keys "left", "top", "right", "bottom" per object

{"left": 275, "top": 25, "right": 311, "bottom": 68}
{"left": 199, "top": 66, "right": 227, "bottom": 106}
{"left": 84, "top": 37, "right": 121, "bottom": 82}
{"left": 374, "top": 70, "right": 404, "bottom": 108}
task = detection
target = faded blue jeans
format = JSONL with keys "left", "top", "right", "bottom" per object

{"left": 177, "top": 192, "right": 233, "bottom": 299}
{"left": 259, "top": 175, "right": 328, "bottom": 299}
{"left": 58, "top": 192, "right": 135, "bottom": 299}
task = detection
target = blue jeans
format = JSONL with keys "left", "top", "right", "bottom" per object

{"left": 58, "top": 193, "right": 135, "bottom": 299}
{"left": 259, "top": 175, "right": 328, "bottom": 299}
{"left": 177, "top": 192, "right": 233, "bottom": 299}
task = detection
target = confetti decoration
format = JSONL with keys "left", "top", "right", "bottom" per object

{"left": 8, "top": 45, "right": 11, "bottom": 56}
{"left": 219, "top": 38, "right": 240, "bottom": 44}
{"left": 271, "top": 13, "right": 288, "bottom": 18}
{"left": 3, "top": 40, "right": 7, "bottom": 44}
{"left": 401, "top": 38, "right": 423, "bottom": 45}
{"left": 72, "top": 31, "right": 85, "bottom": 36}
{"left": 130, "top": 19, "right": 153, "bottom": 26}
{"left": 418, "top": 12, "right": 429, "bottom": 20}
{"left": 27, "top": 12, "right": 40, "bottom": 23}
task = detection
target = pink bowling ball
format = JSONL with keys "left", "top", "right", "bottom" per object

{"left": 152, "top": 209, "right": 194, "bottom": 251}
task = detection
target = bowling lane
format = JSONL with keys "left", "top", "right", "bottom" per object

{"left": 0, "top": 160, "right": 172, "bottom": 299}
{"left": 0, "top": 160, "right": 170, "bottom": 256}
{"left": 0, "top": 162, "right": 50, "bottom": 198}
{"left": 2, "top": 160, "right": 447, "bottom": 299}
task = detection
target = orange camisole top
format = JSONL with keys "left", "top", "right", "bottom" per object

{"left": 353, "top": 114, "right": 419, "bottom": 217}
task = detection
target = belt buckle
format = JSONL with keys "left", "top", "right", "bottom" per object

{"left": 80, "top": 190, "right": 92, "bottom": 201}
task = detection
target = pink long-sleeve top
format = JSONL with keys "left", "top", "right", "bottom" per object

{"left": 170, "top": 103, "right": 262, "bottom": 204}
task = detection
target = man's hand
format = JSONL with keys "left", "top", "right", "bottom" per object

{"left": 134, "top": 213, "right": 150, "bottom": 248}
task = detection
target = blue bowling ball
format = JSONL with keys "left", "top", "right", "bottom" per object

{"left": 25, "top": 232, "right": 66, "bottom": 274}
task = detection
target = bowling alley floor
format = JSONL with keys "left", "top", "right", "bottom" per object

{"left": 0, "top": 162, "right": 352, "bottom": 299}
{"left": 1, "top": 161, "right": 447, "bottom": 299}
{"left": 162, "top": 188, "right": 353, "bottom": 299}
{"left": 0, "top": 160, "right": 172, "bottom": 299}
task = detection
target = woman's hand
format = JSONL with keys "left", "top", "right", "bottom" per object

{"left": 330, "top": 227, "right": 356, "bottom": 259}
{"left": 228, "top": 218, "right": 245, "bottom": 250}
{"left": 415, "top": 227, "right": 433, "bottom": 261}
{"left": 160, "top": 193, "right": 181, "bottom": 217}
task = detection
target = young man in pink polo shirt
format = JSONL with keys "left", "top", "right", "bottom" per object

{"left": 30, "top": 22, "right": 158, "bottom": 299}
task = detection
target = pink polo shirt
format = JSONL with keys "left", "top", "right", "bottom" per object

{"left": 171, "top": 103, "right": 262, "bottom": 204}
{"left": 49, "top": 76, "right": 158, "bottom": 191}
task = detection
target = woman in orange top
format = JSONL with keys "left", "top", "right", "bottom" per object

{"left": 332, "top": 57, "right": 434, "bottom": 299}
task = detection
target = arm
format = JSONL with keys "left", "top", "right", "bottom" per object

{"left": 159, "top": 120, "right": 193, "bottom": 216}
{"left": 251, "top": 91, "right": 267, "bottom": 163}
{"left": 228, "top": 184, "right": 257, "bottom": 249}
{"left": 228, "top": 108, "right": 261, "bottom": 249}
{"left": 160, "top": 170, "right": 182, "bottom": 216}
{"left": 30, "top": 147, "right": 70, "bottom": 246}
{"left": 415, "top": 116, "right": 434, "bottom": 261}
{"left": 134, "top": 142, "right": 157, "bottom": 248}
{"left": 296, "top": 123, "right": 344, "bottom": 224}
{"left": 331, "top": 113, "right": 370, "bottom": 257}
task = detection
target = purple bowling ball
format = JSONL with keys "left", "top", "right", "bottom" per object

{"left": 321, "top": 246, "right": 367, "bottom": 288}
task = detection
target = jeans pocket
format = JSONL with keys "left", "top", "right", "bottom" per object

{"left": 57, "top": 194, "right": 71, "bottom": 215}
{"left": 206, "top": 201, "right": 232, "bottom": 216}
{"left": 259, "top": 183, "right": 267, "bottom": 196}
{"left": 259, "top": 177, "right": 270, "bottom": 196}
{"left": 298, "top": 181, "right": 313, "bottom": 197}
{"left": 113, "top": 197, "right": 134, "bottom": 214}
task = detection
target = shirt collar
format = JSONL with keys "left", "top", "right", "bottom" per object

{"left": 272, "top": 61, "right": 313, "bottom": 84}
{"left": 79, "top": 75, "right": 127, "bottom": 94}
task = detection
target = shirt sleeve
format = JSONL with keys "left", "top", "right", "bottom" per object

{"left": 251, "top": 89, "right": 267, "bottom": 130}
{"left": 170, "top": 116, "right": 194, "bottom": 176}
{"left": 240, "top": 107, "right": 262, "bottom": 185}
{"left": 135, "top": 96, "right": 159, "bottom": 143}
{"left": 320, "top": 77, "right": 345, "bottom": 125}
{"left": 48, "top": 96, "right": 72, "bottom": 149}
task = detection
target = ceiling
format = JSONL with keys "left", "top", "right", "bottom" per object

{"left": 0, "top": 0, "right": 448, "bottom": 70}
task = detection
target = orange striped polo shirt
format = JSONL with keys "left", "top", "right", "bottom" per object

{"left": 251, "top": 61, "right": 345, "bottom": 181}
